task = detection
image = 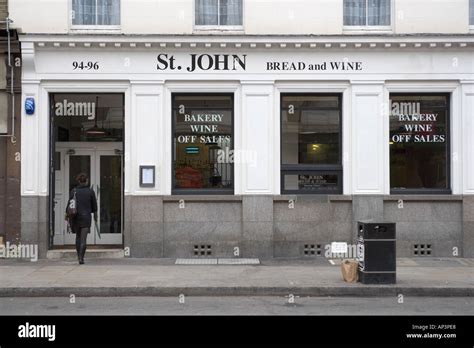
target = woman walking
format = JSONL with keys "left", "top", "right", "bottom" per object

{"left": 65, "top": 173, "right": 98, "bottom": 264}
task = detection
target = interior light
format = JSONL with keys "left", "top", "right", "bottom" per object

{"left": 85, "top": 96, "right": 107, "bottom": 136}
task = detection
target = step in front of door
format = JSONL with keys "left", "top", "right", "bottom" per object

{"left": 47, "top": 249, "right": 124, "bottom": 260}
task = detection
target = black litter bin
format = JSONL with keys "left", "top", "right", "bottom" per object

{"left": 357, "top": 220, "right": 396, "bottom": 284}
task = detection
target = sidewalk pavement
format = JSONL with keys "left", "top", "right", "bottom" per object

{"left": 0, "top": 257, "right": 473, "bottom": 297}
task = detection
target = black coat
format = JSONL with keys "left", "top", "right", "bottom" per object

{"left": 66, "top": 184, "right": 98, "bottom": 229}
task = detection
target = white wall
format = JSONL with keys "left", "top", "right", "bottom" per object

{"left": 10, "top": 0, "right": 69, "bottom": 34}
{"left": 395, "top": 0, "right": 470, "bottom": 34}
{"left": 9, "top": 0, "right": 472, "bottom": 35}
{"left": 122, "top": 0, "right": 193, "bottom": 34}
{"left": 245, "top": 0, "right": 342, "bottom": 35}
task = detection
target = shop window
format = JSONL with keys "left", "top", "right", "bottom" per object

{"left": 343, "top": 0, "right": 391, "bottom": 27}
{"left": 281, "top": 94, "right": 343, "bottom": 194}
{"left": 390, "top": 94, "right": 450, "bottom": 193}
{"left": 172, "top": 94, "right": 234, "bottom": 194}
{"left": 195, "top": 0, "right": 243, "bottom": 27}
{"left": 71, "top": 0, "right": 120, "bottom": 27}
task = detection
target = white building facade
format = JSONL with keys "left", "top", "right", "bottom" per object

{"left": 10, "top": 0, "right": 474, "bottom": 258}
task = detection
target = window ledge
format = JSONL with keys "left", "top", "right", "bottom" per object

{"left": 70, "top": 27, "right": 121, "bottom": 35}
{"left": 343, "top": 26, "right": 393, "bottom": 35}
{"left": 384, "top": 194, "right": 463, "bottom": 201}
{"left": 193, "top": 27, "right": 244, "bottom": 35}
{"left": 164, "top": 195, "right": 242, "bottom": 202}
{"left": 274, "top": 195, "right": 351, "bottom": 202}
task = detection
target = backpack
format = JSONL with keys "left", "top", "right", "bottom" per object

{"left": 67, "top": 189, "right": 77, "bottom": 218}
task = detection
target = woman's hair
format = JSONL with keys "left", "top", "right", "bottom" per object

{"left": 76, "top": 173, "right": 89, "bottom": 184}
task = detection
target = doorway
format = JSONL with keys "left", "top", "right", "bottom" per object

{"left": 50, "top": 93, "right": 124, "bottom": 247}
{"left": 54, "top": 143, "right": 122, "bottom": 245}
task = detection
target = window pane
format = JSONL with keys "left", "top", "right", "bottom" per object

{"left": 0, "top": 92, "right": 8, "bottom": 133}
{"left": 344, "top": 0, "right": 366, "bottom": 26}
{"left": 173, "top": 95, "right": 233, "bottom": 109}
{"left": 281, "top": 95, "right": 340, "bottom": 109}
{"left": 390, "top": 95, "right": 449, "bottom": 190}
{"left": 196, "top": 0, "right": 219, "bottom": 25}
{"left": 219, "top": 0, "right": 243, "bottom": 25}
{"left": 282, "top": 95, "right": 340, "bottom": 165}
{"left": 99, "top": 156, "right": 122, "bottom": 234}
{"left": 368, "top": 0, "right": 391, "bottom": 26}
{"left": 173, "top": 94, "right": 233, "bottom": 191}
{"left": 283, "top": 173, "right": 339, "bottom": 192}
{"left": 52, "top": 93, "right": 124, "bottom": 142}
{"left": 97, "top": 0, "right": 120, "bottom": 25}
{"left": 69, "top": 156, "right": 91, "bottom": 193}
{"left": 470, "top": 0, "right": 474, "bottom": 25}
{"left": 72, "top": 0, "right": 96, "bottom": 25}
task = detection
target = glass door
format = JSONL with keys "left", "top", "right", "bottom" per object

{"left": 94, "top": 151, "right": 123, "bottom": 245}
{"left": 55, "top": 145, "right": 123, "bottom": 246}
{"left": 64, "top": 150, "right": 96, "bottom": 245}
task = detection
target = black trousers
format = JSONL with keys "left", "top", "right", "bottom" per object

{"left": 74, "top": 226, "right": 89, "bottom": 261}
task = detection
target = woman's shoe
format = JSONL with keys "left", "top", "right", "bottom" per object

{"left": 79, "top": 260, "right": 84, "bottom": 265}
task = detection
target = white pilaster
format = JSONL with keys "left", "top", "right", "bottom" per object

{"left": 240, "top": 82, "right": 275, "bottom": 194}
{"left": 130, "top": 82, "right": 164, "bottom": 195}
{"left": 462, "top": 81, "right": 474, "bottom": 194}
{"left": 351, "top": 82, "right": 386, "bottom": 194}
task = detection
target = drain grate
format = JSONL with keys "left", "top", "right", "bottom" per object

{"left": 218, "top": 258, "right": 260, "bottom": 265}
{"left": 303, "top": 244, "right": 323, "bottom": 256}
{"left": 175, "top": 258, "right": 260, "bottom": 265}
{"left": 175, "top": 258, "right": 218, "bottom": 265}
{"left": 413, "top": 244, "right": 432, "bottom": 256}
{"left": 194, "top": 244, "right": 212, "bottom": 257}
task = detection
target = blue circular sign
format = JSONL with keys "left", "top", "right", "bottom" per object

{"left": 25, "top": 98, "right": 35, "bottom": 115}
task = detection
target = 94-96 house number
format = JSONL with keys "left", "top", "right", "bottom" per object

{"left": 72, "top": 61, "right": 99, "bottom": 70}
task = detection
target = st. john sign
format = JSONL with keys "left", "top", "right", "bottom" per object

{"left": 32, "top": 49, "right": 474, "bottom": 77}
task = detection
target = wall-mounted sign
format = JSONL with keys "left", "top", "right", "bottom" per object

{"left": 25, "top": 98, "right": 35, "bottom": 115}
{"left": 266, "top": 60, "right": 362, "bottom": 72}
{"left": 139, "top": 165, "right": 155, "bottom": 188}
{"left": 33, "top": 48, "right": 474, "bottom": 76}
{"left": 157, "top": 54, "right": 247, "bottom": 72}
{"left": 156, "top": 53, "right": 363, "bottom": 73}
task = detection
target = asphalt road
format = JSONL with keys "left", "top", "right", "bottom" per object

{"left": 1, "top": 296, "right": 473, "bottom": 315}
